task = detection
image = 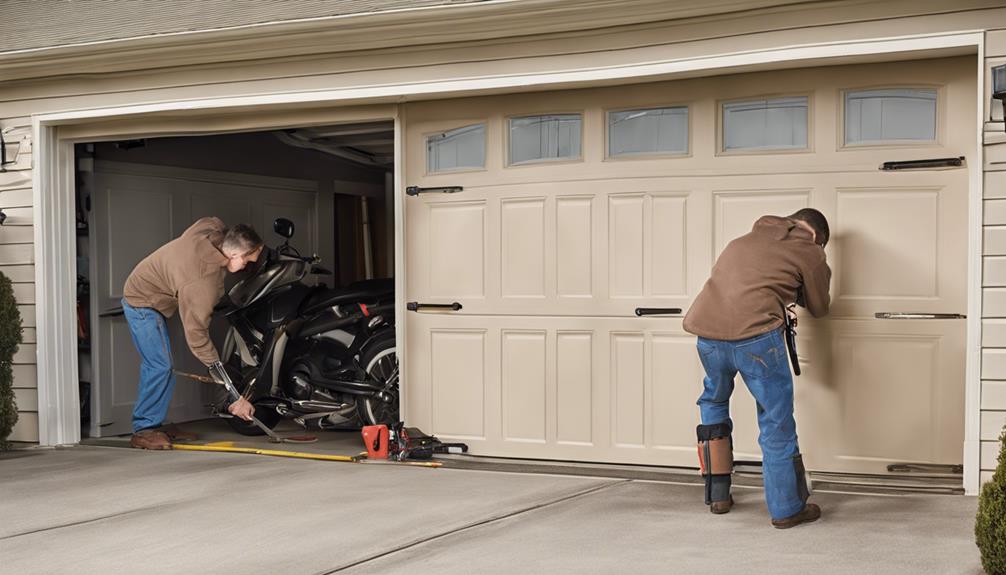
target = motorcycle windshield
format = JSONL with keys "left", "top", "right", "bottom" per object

{"left": 228, "top": 258, "right": 307, "bottom": 309}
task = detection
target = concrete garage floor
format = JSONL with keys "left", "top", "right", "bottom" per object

{"left": 0, "top": 443, "right": 983, "bottom": 575}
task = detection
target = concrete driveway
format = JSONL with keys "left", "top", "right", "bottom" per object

{"left": 0, "top": 443, "right": 983, "bottom": 575}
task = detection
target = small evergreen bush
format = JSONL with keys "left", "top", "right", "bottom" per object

{"left": 977, "top": 427, "right": 1006, "bottom": 574}
{"left": 0, "top": 270, "right": 21, "bottom": 449}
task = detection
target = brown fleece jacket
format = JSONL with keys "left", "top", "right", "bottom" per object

{"left": 123, "top": 217, "right": 228, "bottom": 365}
{"left": 683, "top": 215, "right": 831, "bottom": 341}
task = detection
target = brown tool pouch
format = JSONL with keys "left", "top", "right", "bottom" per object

{"left": 697, "top": 436, "right": 733, "bottom": 475}
{"left": 696, "top": 423, "right": 733, "bottom": 504}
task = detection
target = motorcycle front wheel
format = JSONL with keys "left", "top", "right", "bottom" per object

{"left": 357, "top": 329, "right": 399, "bottom": 427}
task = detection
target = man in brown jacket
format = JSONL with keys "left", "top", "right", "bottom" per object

{"left": 683, "top": 208, "right": 831, "bottom": 529}
{"left": 122, "top": 217, "right": 263, "bottom": 449}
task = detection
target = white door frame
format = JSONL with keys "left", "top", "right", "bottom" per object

{"left": 33, "top": 30, "right": 985, "bottom": 493}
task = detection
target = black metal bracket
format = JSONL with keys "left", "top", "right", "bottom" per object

{"left": 407, "top": 302, "right": 463, "bottom": 312}
{"left": 634, "top": 307, "right": 682, "bottom": 316}
{"left": 0, "top": 129, "right": 17, "bottom": 173}
{"left": 406, "top": 186, "right": 463, "bottom": 197}
{"left": 880, "top": 157, "right": 964, "bottom": 171}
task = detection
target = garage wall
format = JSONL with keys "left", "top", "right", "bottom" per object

{"left": 0, "top": 116, "right": 37, "bottom": 443}
{"left": 980, "top": 28, "right": 1006, "bottom": 485}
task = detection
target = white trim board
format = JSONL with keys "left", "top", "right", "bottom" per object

{"left": 37, "top": 32, "right": 981, "bottom": 125}
{"left": 31, "top": 31, "right": 985, "bottom": 497}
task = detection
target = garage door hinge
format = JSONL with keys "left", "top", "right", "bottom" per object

{"left": 406, "top": 186, "right": 463, "bottom": 196}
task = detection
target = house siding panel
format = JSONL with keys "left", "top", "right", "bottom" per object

{"left": 982, "top": 28, "right": 1006, "bottom": 487}
{"left": 983, "top": 381, "right": 1006, "bottom": 410}
{"left": 984, "top": 257, "right": 1006, "bottom": 286}
{"left": 0, "top": 117, "right": 36, "bottom": 444}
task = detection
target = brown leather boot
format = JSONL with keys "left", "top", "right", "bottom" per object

{"left": 710, "top": 496, "right": 734, "bottom": 514}
{"left": 130, "top": 429, "right": 172, "bottom": 450}
{"left": 771, "top": 503, "right": 821, "bottom": 529}
{"left": 157, "top": 425, "right": 198, "bottom": 441}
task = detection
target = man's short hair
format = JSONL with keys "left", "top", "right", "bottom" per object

{"left": 788, "top": 208, "right": 830, "bottom": 247}
{"left": 222, "top": 224, "right": 263, "bottom": 253}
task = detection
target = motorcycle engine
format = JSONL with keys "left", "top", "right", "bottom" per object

{"left": 287, "top": 358, "right": 360, "bottom": 429}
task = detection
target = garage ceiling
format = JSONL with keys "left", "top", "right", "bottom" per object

{"left": 277, "top": 123, "right": 395, "bottom": 169}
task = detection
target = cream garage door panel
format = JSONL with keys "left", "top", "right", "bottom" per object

{"left": 406, "top": 313, "right": 707, "bottom": 466}
{"left": 406, "top": 180, "right": 705, "bottom": 317}
{"left": 828, "top": 171, "right": 967, "bottom": 318}
{"left": 792, "top": 318, "right": 965, "bottom": 473}
{"left": 404, "top": 57, "right": 973, "bottom": 474}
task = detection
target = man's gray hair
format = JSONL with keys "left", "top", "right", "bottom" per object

{"left": 222, "top": 224, "right": 263, "bottom": 253}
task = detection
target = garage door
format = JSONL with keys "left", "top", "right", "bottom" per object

{"left": 403, "top": 56, "right": 974, "bottom": 474}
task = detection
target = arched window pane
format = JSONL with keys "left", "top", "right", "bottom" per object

{"left": 427, "top": 124, "right": 486, "bottom": 172}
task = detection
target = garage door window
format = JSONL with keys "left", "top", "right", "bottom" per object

{"left": 844, "top": 88, "right": 937, "bottom": 145}
{"left": 427, "top": 124, "right": 486, "bottom": 173}
{"left": 722, "top": 96, "right": 808, "bottom": 152}
{"left": 509, "top": 114, "right": 582, "bottom": 165}
{"left": 608, "top": 107, "right": 688, "bottom": 157}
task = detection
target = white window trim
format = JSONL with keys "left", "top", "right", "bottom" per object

{"left": 33, "top": 30, "right": 984, "bottom": 497}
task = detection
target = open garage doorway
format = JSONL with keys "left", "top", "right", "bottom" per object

{"left": 73, "top": 122, "right": 397, "bottom": 439}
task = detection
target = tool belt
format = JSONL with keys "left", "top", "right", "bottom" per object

{"left": 784, "top": 304, "right": 800, "bottom": 376}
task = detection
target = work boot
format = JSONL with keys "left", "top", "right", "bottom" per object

{"left": 130, "top": 429, "right": 171, "bottom": 450}
{"left": 710, "top": 496, "right": 734, "bottom": 514}
{"left": 157, "top": 424, "right": 198, "bottom": 441}
{"left": 771, "top": 503, "right": 821, "bottom": 529}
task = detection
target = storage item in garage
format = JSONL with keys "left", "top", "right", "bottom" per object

{"left": 362, "top": 424, "right": 389, "bottom": 459}
{"left": 388, "top": 423, "right": 468, "bottom": 461}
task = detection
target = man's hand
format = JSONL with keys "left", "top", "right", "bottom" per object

{"left": 227, "top": 397, "right": 256, "bottom": 421}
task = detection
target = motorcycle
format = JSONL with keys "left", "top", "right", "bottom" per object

{"left": 214, "top": 217, "right": 399, "bottom": 436}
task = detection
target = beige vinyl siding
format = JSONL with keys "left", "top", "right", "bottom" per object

{"left": 0, "top": 117, "right": 37, "bottom": 443}
{"left": 982, "top": 29, "right": 1006, "bottom": 483}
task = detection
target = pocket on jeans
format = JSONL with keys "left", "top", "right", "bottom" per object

{"left": 697, "top": 339, "right": 718, "bottom": 364}
{"left": 739, "top": 332, "right": 783, "bottom": 377}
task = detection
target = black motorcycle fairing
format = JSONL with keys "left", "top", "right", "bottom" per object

{"left": 228, "top": 256, "right": 308, "bottom": 309}
{"left": 247, "top": 283, "right": 312, "bottom": 331}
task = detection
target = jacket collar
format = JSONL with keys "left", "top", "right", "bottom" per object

{"left": 752, "top": 215, "right": 814, "bottom": 243}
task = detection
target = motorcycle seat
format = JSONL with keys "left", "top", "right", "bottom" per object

{"left": 301, "top": 278, "right": 394, "bottom": 315}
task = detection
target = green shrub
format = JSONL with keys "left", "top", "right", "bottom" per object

{"left": 977, "top": 427, "right": 1006, "bottom": 574}
{"left": 0, "top": 271, "right": 21, "bottom": 449}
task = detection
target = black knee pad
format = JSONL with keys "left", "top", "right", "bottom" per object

{"left": 793, "top": 454, "right": 809, "bottom": 504}
{"left": 697, "top": 423, "right": 733, "bottom": 504}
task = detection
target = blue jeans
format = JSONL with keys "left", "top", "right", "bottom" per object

{"left": 696, "top": 329, "right": 807, "bottom": 520}
{"left": 122, "top": 298, "right": 177, "bottom": 433}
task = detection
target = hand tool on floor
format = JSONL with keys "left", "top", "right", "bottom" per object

{"left": 174, "top": 368, "right": 317, "bottom": 444}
